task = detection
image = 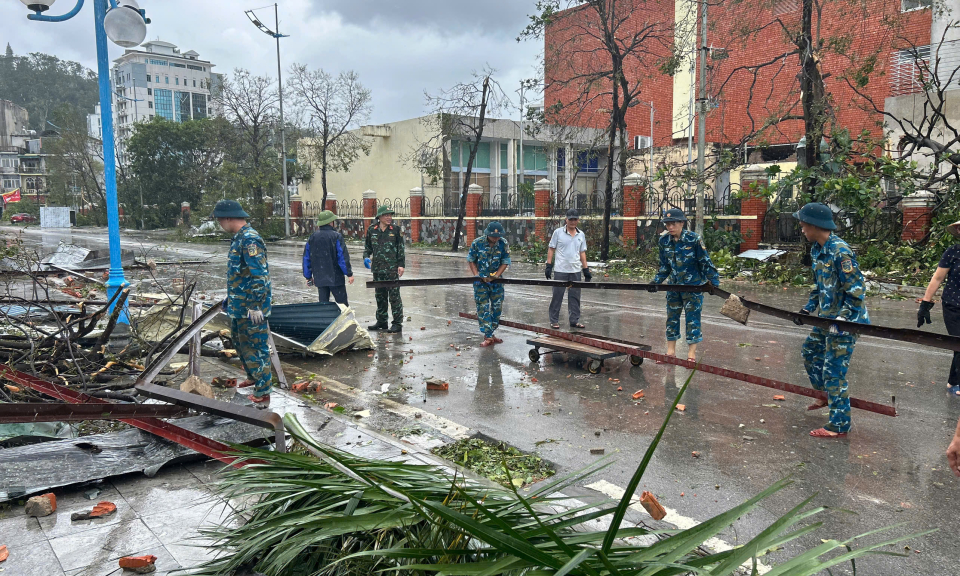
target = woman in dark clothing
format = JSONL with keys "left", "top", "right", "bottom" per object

{"left": 918, "top": 220, "right": 960, "bottom": 396}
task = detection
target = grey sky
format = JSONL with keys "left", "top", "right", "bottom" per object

{"left": 1, "top": 0, "right": 543, "bottom": 124}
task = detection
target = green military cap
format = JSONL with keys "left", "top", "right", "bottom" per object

{"left": 212, "top": 199, "right": 249, "bottom": 219}
{"left": 316, "top": 210, "right": 337, "bottom": 226}
{"left": 376, "top": 205, "right": 395, "bottom": 218}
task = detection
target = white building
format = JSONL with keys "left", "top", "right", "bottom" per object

{"left": 109, "top": 40, "right": 220, "bottom": 142}
{"left": 86, "top": 103, "right": 102, "bottom": 140}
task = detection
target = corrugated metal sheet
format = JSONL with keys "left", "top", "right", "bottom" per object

{"left": 267, "top": 302, "right": 344, "bottom": 345}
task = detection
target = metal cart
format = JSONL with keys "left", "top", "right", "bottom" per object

{"left": 526, "top": 335, "right": 645, "bottom": 374}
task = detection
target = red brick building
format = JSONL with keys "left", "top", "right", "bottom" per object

{"left": 545, "top": 0, "right": 932, "bottom": 151}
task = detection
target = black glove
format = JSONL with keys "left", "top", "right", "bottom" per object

{"left": 545, "top": 263, "right": 553, "bottom": 280}
{"left": 582, "top": 267, "right": 592, "bottom": 282}
{"left": 918, "top": 300, "right": 935, "bottom": 328}
{"left": 646, "top": 283, "right": 659, "bottom": 293}
{"left": 793, "top": 308, "right": 810, "bottom": 326}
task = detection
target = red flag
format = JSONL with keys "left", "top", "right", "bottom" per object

{"left": 1, "top": 188, "right": 21, "bottom": 204}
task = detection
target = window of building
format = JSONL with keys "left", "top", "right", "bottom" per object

{"left": 165, "top": 76, "right": 169, "bottom": 84}
{"left": 450, "top": 141, "right": 491, "bottom": 171}
{"left": 150, "top": 114, "right": 154, "bottom": 119}
{"left": 902, "top": 0, "right": 932, "bottom": 10}
{"left": 187, "top": 64, "right": 204, "bottom": 71}
{"left": 147, "top": 88, "right": 152, "bottom": 95}
{"left": 171, "top": 62, "right": 186, "bottom": 68}
{"left": 175, "top": 78, "right": 179, "bottom": 85}
{"left": 154, "top": 89, "right": 174, "bottom": 120}
{"left": 517, "top": 145, "right": 547, "bottom": 173}
{"left": 1, "top": 158, "right": 14, "bottom": 168}
{"left": 576, "top": 150, "right": 600, "bottom": 173}
{"left": 772, "top": 0, "right": 799, "bottom": 15}
{"left": 193, "top": 79, "right": 196, "bottom": 87}
{"left": 500, "top": 142, "right": 509, "bottom": 171}
{"left": 174, "top": 91, "right": 191, "bottom": 121}
{"left": 191, "top": 93, "right": 207, "bottom": 119}
{"left": 149, "top": 59, "right": 167, "bottom": 66}
{"left": 148, "top": 101, "right": 153, "bottom": 109}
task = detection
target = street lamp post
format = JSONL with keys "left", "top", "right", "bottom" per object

{"left": 245, "top": 4, "right": 290, "bottom": 237}
{"left": 24, "top": 0, "right": 149, "bottom": 333}
{"left": 634, "top": 100, "right": 655, "bottom": 196}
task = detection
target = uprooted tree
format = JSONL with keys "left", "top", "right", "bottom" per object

{"left": 409, "top": 69, "right": 508, "bottom": 252}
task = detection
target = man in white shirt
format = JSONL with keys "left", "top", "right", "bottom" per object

{"left": 545, "top": 209, "right": 591, "bottom": 329}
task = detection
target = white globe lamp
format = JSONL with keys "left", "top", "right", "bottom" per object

{"left": 104, "top": 1, "right": 147, "bottom": 48}
{"left": 20, "top": 0, "right": 56, "bottom": 12}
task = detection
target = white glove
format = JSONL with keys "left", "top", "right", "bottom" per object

{"left": 828, "top": 324, "right": 841, "bottom": 336}
{"left": 247, "top": 309, "right": 265, "bottom": 324}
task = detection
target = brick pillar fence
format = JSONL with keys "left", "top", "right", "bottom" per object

{"left": 902, "top": 191, "right": 935, "bottom": 242}
{"left": 738, "top": 178, "right": 768, "bottom": 252}
{"left": 180, "top": 202, "right": 191, "bottom": 228}
{"left": 324, "top": 192, "right": 336, "bottom": 214}
{"left": 288, "top": 196, "right": 303, "bottom": 235}
{"left": 409, "top": 187, "right": 423, "bottom": 243}
{"left": 362, "top": 189, "right": 377, "bottom": 231}
{"left": 534, "top": 178, "right": 552, "bottom": 242}
{"left": 263, "top": 196, "right": 274, "bottom": 217}
{"left": 465, "top": 184, "right": 483, "bottom": 245}
{"left": 622, "top": 173, "right": 646, "bottom": 248}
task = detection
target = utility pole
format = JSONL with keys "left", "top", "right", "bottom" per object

{"left": 519, "top": 82, "right": 525, "bottom": 190}
{"left": 275, "top": 3, "right": 290, "bottom": 237}
{"left": 695, "top": 0, "right": 708, "bottom": 235}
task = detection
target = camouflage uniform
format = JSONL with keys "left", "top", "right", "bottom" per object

{"left": 364, "top": 222, "right": 405, "bottom": 326}
{"left": 653, "top": 230, "right": 720, "bottom": 344}
{"left": 801, "top": 234, "right": 869, "bottom": 434}
{"left": 226, "top": 224, "right": 273, "bottom": 398}
{"left": 467, "top": 236, "right": 511, "bottom": 337}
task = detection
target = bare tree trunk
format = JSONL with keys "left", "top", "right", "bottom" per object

{"left": 800, "top": 0, "right": 826, "bottom": 200}
{"left": 451, "top": 77, "right": 491, "bottom": 252}
{"left": 600, "top": 66, "right": 622, "bottom": 261}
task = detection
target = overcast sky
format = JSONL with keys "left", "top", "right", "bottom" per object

{"left": 2, "top": 0, "right": 543, "bottom": 124}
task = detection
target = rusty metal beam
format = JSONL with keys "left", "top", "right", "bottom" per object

{"left": 0, "top": 366, "right": 264, "bottom": 466}
{"left": 0, "top": 403, "right": 188, "bottom": 423}
{"left": 460, "top": 313, "right": 897, "bottom": 417}
{"left": 368, "top": 277, "right": 709, "bottom": 293}
{"left": 135, "top": 383, "right": 285, "bottom": 452}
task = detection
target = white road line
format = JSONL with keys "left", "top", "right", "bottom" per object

{"left": 319, "top": 377, "right": 471, "bottom": 440}
{"left": 584, "top": 479, "right": 773, "bottom": 574}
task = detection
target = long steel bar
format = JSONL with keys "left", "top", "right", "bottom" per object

{"left": 460, "top": 313, "right": 897, "bottom": 417}
{"left": 0, "top": 366, "right": 254, "bottom": 466}
{"left": 0, "top": 403, "right": 188, "bottom": 423}
{"left": 368, "top": 277, "right": 709, "bottom": 293}
{"left": 375, "top": 277, "right": 960, "bottom": 353}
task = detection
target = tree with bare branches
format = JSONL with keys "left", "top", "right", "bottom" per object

{"left": 521, "top": 0, "right": 681, "bottom": 260}
{"left": 287, "top": 65, "right": 373, "bottom": 208}
{"left": 412, "top": 69, "right": 509, "bottom": 252}
{"left": 212, "top": 69, "right": 282, "bottom": 212}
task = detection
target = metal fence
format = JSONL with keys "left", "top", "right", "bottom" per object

{"left": 762, "top": 195, "right": 903, "bottom": 244}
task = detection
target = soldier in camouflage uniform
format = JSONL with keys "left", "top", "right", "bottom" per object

{"left": 650, "top": 208, "right": 720, "bottom": 361}
{"left": 467, "top": 222, "right": 511, "bottom": 347}
{"left": 364, "top": 206, "right": 405, "bottom": 333}
{"left": 792, "top": 202, "right": 869, "bottom": 438}
{"left": 214, "top": 200, "right": 273, "bottom": 408}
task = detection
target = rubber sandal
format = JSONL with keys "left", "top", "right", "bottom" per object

{"left": 480, "top": 337, "right": 496, "bottom": 347}
{"left": 809, "top": 427, "right": 846, "bottom": 438}
{"left": 492, "top": 336, "right": 503, "bottom": 343}
{"left": 949, "top": 385, "right": 960, "bottom": 396}
{"left": 656, "top": 355, "right": 675, "bottom": 365}
{"left": 807, "top": 400, "right": 828, "bottom": 411}
{"left": 550, "top": 324, "right": 560, "bottom": 329}
{"left": 247, "top": 394, "right": 271, "bottom": 409}
{"left": 573, "top": 323, "right": 586, "bottom": 329}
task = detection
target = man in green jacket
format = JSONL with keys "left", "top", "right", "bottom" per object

{"left": 364, "top": 206, "right": 405, "bottom": 333}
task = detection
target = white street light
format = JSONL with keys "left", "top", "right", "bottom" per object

{"left": 20, "top": 1, "right": 56, "bottom": 12}
{"left": 104, "top": 0, "right": 146, "bottom": 47}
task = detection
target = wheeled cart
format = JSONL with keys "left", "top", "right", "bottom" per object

{"left": 527, "top": 335, "right": 644, "bottom": 374}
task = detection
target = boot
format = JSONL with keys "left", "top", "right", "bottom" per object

{"left": 387, "top": 323, "right": 403, "bottom": 333}
{"left": 367, "top": 322, "right": 387, "bottom": 330}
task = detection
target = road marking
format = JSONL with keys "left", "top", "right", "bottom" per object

{"left": 584, "top": 479, "right": 773, "bottom": 574}
{"left": 319, "top": 377, "right": 471, "bottom": 440}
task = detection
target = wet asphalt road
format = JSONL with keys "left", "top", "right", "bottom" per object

{"left": 6, "top": 224, "right": 960, "bottom": 575}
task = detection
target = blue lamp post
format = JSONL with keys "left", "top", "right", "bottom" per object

{"left": 23, "top": 0, "right": 148, "bottom": 329}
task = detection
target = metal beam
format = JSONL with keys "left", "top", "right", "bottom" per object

{"left": 368, "top": 277, "right": 709, "bottom": 293}
{"left": 0, "top": 366, "right": 263, "bottom": 466}
{"left": 0, "top": 403, "right": 188, "bottom": 423}
{"left": 459, "top": 313, "right": 897, "bottom": 417}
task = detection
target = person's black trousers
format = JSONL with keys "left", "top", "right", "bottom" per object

{"left": 318, "top": 285, "right": 348, "bottom": 306}
{"left": 943, "top": 302, "right": 960, "bottom": 386}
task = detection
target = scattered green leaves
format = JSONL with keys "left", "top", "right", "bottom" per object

{"left": 432, "top": 437, "right": 555, "bottom": 488}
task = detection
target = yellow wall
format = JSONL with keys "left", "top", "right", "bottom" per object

{"left": 672, "top": 0, "right": 696, "bottom": 138}
{"left": 299, "top": 117, "right": 434, "bottom": 206}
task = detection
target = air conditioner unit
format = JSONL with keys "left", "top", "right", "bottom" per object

{"left": 634, "top": 135, "right": 652, "bottom": 150}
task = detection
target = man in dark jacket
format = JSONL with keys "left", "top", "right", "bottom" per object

{"left": 302, "top": 210, "right": 354, "bottom": 305}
